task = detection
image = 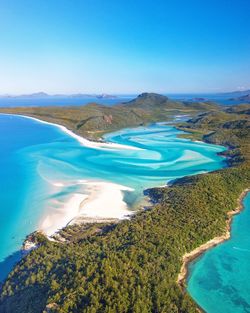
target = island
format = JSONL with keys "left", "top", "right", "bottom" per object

{"left": 229, "top": 93, "right": 250, "bottom": 102}
{"left": 0, "top": 92, "right": 118, "bottom": 100}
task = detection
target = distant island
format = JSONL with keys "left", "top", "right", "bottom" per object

{"left": 229, "top": 93, "right": 250, "bottom": 102}
{"left": 0, "top": 92, "right": 118, "bottom": 99}
{"left": 219, "top": 89, "right": 250, "bottom": 96}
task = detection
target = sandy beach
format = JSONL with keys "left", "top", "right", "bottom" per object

{"left": 40, "top": 193, "right": 88, "bottom": 236}
{"left": 39, "top": 180, "right": 134, "bottom": 236}
{"left": 76, "top": 181, "right": 134, "bottom": 219}
{"left": 1, "top": 113, "right": 229, "bottom": 245}
{"left": 13, "top": 114, "right": 142, "bottom": 151}
{"left": 177, "top": 188, "right": 250, "bottom": 288}
{"left": 1, "top": 113, "right": 140, "bottom": 237}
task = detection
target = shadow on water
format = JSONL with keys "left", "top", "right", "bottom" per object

{"left": 0, "top": 250, "right": 22, "bottom": 284}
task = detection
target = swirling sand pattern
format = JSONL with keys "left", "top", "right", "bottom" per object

{"left": 0, "top": 114, "right": 226, "bottom": 263}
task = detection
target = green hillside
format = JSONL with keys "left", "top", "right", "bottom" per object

{"left": 0, "top": 93, "right": 219, "bottom": 140}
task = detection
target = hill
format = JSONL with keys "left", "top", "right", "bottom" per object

{"left": 226, "top": 103, "right": 250, "bottom": 115}
{"left": 0, "top": 93, "right": 220, "bottom": 140}
{"left": 125, "top": 93, "right": 218, "bottom": 111}
{"left": 124, "top": 92, "right": 170, "bottom": 107}
{"left": 229, "top": 94, "right": 250, "bottom": 102}
{"left": 220, "top": 89, "right": 250, "bottom": 97}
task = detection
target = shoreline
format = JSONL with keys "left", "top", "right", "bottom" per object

{"left": 2, "top": 112, "right": 227, "bottom": 239}
{"left": 1, "top": 112, "right": 230, "bottom": 248}
{"left": 177, "top": 188, "right": 250, "bottom": 290}
{"left": 0, "top": 113, "right": 140, "bottom": 238}
{"left": 1, "top": 113, "right": 142, "bottom": 151}
{"left": 39, "top": 181, "right": 135, "bottom": 237}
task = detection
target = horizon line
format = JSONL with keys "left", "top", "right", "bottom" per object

{"left": 1, "top": 89, "right": 249, "bottom": 97}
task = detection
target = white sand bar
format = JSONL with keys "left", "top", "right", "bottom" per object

{"left": 40, "top": 193, "right": 88, "bottom": 236}
{"left": 40, "top": 181, "right": 134, "bottom": 236}
{"left": 11, "top": 114, "right": 142, "bottom": 151}
{"left": 2, "top": 114, "right": 138, "bottom": 237}
{"left": 78, "top": 181, "right": 134, "bottom": 219}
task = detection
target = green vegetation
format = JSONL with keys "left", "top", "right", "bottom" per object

{"left": 0, "top": 93, "right": 219, "bottom": 140}
{"left": 178, "top": 108, "right": 250, "bottom": 164}
{"left": 0, "top": 97, "right": 249, "bottom": 313}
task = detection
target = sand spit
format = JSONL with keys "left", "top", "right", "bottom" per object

{"left": 8, "top": 114, "right": 142, "bottom": 151}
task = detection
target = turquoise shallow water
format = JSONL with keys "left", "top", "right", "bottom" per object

{"left": 188, "top": 192, "right": 250, "bottom": 313}
{"left": 0, "top": 114, "right": 226, "bottom": 280}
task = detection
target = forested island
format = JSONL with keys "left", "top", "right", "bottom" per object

{"left": 0, "top": 94, "right": 249, "bottom": 312}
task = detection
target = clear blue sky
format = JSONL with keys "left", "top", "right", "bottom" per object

{"left": 0, "top": 0, "right": 250, "bottom": 94}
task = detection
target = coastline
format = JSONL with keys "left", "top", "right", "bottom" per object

{"left": 177, "top": 188, "right": 250, "bottom": 290}
{"left": 0, "top": 113, "right": 139, "bottom": 238}
{"left": 1, "top": 112, "right": 227, "bottom": 240}
{"left": 1, "top": 113, "right": 142, "bottom": 151}
{"left": 1, "top": 98, "right": 249, "bottom": 311}
{"left": 1, "top": 112, "right": 230, "bottom": 247}
{"left": 39, "top": 181, "right": 135, "bottom": 237}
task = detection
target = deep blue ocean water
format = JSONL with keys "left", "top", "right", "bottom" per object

{"left": 188, "top": 192, "right": 250, "bottom": 313}
{"left": 0, "top": 114, "right": 226, "bottom": 282}
{"left": 0, "top": 96, "right": 131, "bottom": 107}
{"left": 0, "top": 93, "right": 246, "bottom": 107}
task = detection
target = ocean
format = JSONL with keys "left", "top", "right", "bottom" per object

{"left": 0, "top": 93, "right": 245, "bottom": 107}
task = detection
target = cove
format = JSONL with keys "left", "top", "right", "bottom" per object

{"left": 0, "top": 114, "right": 226, "bottom": 280}
{"left": 187, "top": 192, "right": 250, "bottom": 313}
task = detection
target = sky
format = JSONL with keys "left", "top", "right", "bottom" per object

{"left": 0, "top": 0, "right": 250, "bottom": 94}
